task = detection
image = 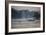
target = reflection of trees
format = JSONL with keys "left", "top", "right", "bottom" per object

{"left": 11, "top": 8, "right": 40, "bottom": 19}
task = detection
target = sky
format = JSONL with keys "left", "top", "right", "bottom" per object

{"left": 11, "top": 6, "right": 40, "bottom": 12}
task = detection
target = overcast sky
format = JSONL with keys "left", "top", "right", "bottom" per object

{"left": 11, "top": 6, "right": 40, "bottom": 12}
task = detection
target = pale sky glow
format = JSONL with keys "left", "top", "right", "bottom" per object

{"left": 11, "top": 6, "right": 40, "bottom": 12}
